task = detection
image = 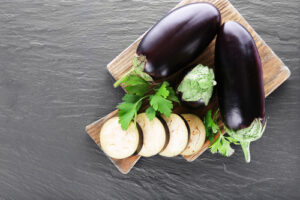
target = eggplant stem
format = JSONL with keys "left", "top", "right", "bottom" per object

{"left": 241, "top": 141, "right": 251, "bottom": 163}
{"left": 113, "top": 68, "right": 134, "bottom": 88}
{"left": 113, "top": 54, "right": 152, "bottom": 88}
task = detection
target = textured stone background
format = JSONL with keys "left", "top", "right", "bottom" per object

{"left": 0, "top": 0, "right": 299, "bottom": 199}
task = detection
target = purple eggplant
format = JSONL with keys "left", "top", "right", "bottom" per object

{"left": 114, "top": 3, "right": 220, "bottom": 87}
{"left": 214, "top": 21, "right": 266, "bottom": 162}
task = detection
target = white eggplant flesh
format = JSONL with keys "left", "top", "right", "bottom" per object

{"left": 180, "top": 114, "right": 206, "bottom": 156}
{"left": 100, "top": 117, "right": 140, "bottom": 159}
{"left": 159, "top": 114, "right": 189, "bottom": 157}
{"left": 136, "top": 113, "right": 167, "bottom": 157}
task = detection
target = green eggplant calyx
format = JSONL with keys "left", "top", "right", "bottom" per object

{"left": 113, "top": 54, "right": 153, "bottom": 88}
{"left": 225, "top": 118, "right": 267, "bottom": 163}
{"left": 177, "top": 64, "right": 216, "bottom": 105}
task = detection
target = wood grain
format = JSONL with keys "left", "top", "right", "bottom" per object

{"left": 86, "top": 0, "right": 290, "bottom": 174}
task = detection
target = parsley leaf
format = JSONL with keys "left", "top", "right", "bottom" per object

{"left": 204, "top": 109, "right": 235, "bottom": 157}
{"left": 119, "top": 75, "right": 150, "bottom": 96}
{"left": 120, "top": 75, "right": 148, "bottom": 86}
{"left": 125, "top": 85, "right": 148, "bottom": 96}
{"left": 167, "top": 86, "right": 180, "bottom": 103}
{"left": 204, "top": 110, "right": 219, "bottom": 143}
{"left": 118, "top": 92, "right": 144, "bottom": 130}
{"left": 149, "top": 81, "right": 174, "bottom": 117}
{"left": 117, "top": 103, "right": 137, "bottom": 130}
{"left": 155, "top": 81, "right": 169, "bottom": 98}
{"left": 145, "top": 106, "right": 156, "bottom": 121}
{"left": 210, "top": 134, "right": 235, "bottom": 157}
{"left": 149, "top": 95, "right": 173, "bottom": 117}
{"left": 122, "top": 94, "right": 141, "bottom": 103}
{"left": 116, "top": 76, "right": 178, "bottom": 130}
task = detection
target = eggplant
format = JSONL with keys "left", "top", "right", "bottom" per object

{"left": 136, "top": 113, "right": 167, "bottom": 157}
{"left": 159, "top": 114, "right": 189, "bottom": 157}
{"left": 214, "top": 21, "right": 266, "bottom": 162}
{"left": 114, "top": 3, "right": 221, "bottom": 87}
{"left": 100, "top": 117, "right": 141, "bottom": 159}
{"left": 177, "top": 64, "right": 216, "bottom": 108}
{"left": 180, "top": 114, "right": 206, "bottom": 156}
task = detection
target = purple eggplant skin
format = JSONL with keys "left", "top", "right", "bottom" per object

{"left": 136, "top": 3, "right": 221, "bottom": 80}
{"left": 215, "top": 21, "right": 265, "bottom": 131}
{"left": 178, "top": 92, "right": 206, "bottom": 108}
{"left": 183, "top": 98, "right": 206, "bottom": 108}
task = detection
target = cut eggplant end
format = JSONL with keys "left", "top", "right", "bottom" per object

{"left": 159, "top": 114, "right": 189, "bottom": 157}
{"left": 100, "top": 117, "right": 140, "bottom": 159}
{"left": 180, "top": 114, "right": 206, "bottom": 156}
{"left": 113, "top": 54, "right": 153, "bottom": 88}
{"left": 226, "top": 118, "right": 267, "bottom": 163}
{"left": 136, "top": 113, "right": 166, "bottom": 157}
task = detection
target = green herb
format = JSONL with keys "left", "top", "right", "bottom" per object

{"left": 121, "top": 75, "right": 150, "bottom": 96}
{"left": 145, "top": 106, "right": 156, "bottom": 121}
{"left": 116, "top": 75, "right": 179, "bottom": 130}
{"left": 204, "top": 109, "right": 220, "bottom": 143}
{"left": 117, "top": 99, "right": 143, "bottom": 131}
{"left": 166, "top": 86, "right": 179, "bottom": 103}
{"left": 149, "top": 82, "right": 175, "bottom": 117}
{"left": 210, "top": 134, "right": 235, "bottom": 157}
{"left": 204, "top": 109, "right": 235, "bottom": 157}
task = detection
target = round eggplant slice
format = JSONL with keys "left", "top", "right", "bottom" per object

{"left": 136, "top": 113, "right": 167, "bottom": 157}
{"left": 180, "top": 114, "right": 206, "bottom": 156}
{"left": 159, "top": 114, "right": 189, "bottom": 157}
{"left": 100, "top": 117, "right": 140, "bottom": 159}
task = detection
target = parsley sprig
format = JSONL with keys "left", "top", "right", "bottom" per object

{"left": 117, "top": 75, "right": 179, "bottom": 130}
{"left": 204, "top": 110, "right": 220, "bottom": 143}
{"left": 204, "top": 109, "right": 237, "bottom": 157}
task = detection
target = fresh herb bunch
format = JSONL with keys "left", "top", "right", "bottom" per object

{"left": 117, "top": 75, "right": 179, "bottom": 130}
{"left": 204, "top": 109, "right": 238, "bottom": 157}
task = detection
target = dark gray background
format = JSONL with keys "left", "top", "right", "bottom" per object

{"left": 0, "top": 0, "right": 299, "bottom": 199}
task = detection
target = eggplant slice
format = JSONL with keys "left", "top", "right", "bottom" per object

{"left": 180, "top": 114, "right": 206, "bottom": 156}
{"left": 100, "top": 117, "right": 140, "bottom": 159}
{"left": 136, "top": 113, "right": 167, "bottom": 157}
{"left": 159, "top": 114, "right": 189, "bottom": 157}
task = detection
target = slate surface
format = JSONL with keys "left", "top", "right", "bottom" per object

{"left": 0, "top": 0, "right": 299, "bottom": 199}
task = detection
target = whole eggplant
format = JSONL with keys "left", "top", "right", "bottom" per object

{"left": 214, "top": 21, "right": 266, "bottom": 162}
{"left": 114, "top": 3, "right": 220, "bottom": 87}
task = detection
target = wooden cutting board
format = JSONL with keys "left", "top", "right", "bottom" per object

{"left": 85, "top": 0, "right": 290, "bottom": 174}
